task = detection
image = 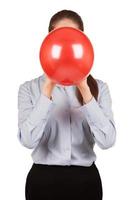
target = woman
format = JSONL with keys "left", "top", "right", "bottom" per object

{"left": 17, "top": 9, "right": 116, "bottom": 200}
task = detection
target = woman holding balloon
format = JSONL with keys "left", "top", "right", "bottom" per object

{"left": 17, "top": 10, "right": 116, "bottom": 200}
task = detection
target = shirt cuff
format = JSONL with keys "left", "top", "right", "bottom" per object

{"left": 76, "top": 96, "right": 109, "bottom": 127}
{"left": 27, "top": 93, "right": 55, "bottom": 126}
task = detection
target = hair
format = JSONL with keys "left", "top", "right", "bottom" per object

{"left": 48, "top": 9, "right": 99, "bottom": 105}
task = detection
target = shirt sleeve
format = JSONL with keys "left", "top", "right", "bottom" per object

{"left": 76, "top": 81, "right": 117, "bottom": 149}
{"left": 17, "top": 81, "right": 55, "bottom": 149}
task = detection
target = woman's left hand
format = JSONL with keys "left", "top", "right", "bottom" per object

{"left": 75, "top": 77, "right": 93, "bottom": 104}
{"left": 75, "top": 78, "right": 88, "bottom": 89}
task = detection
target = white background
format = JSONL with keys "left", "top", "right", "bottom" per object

{"left": 0, "top": 0, "right": 133, "bottom": 199}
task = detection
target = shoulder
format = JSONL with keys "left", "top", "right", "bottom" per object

{"left": 95, "top": 78, "right": 109, "bottom": 90}
{"left": 95, "top": 78, "right": 109, "bottom": 101}
{"left": 18, "top": 74, "right": 43, "bottom": 93}
{"left": 95, "top": 78, "right": 106, "bottom": 86}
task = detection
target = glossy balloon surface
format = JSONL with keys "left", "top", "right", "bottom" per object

{"left": 39, "top": 27, "right": 94, "bottom": 85}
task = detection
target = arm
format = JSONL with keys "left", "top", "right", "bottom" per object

{"left": 17, "top": 80, "right": 55, "bottom": 149}
{"left": 76, "top": 80, "right": 116, "bottom": 149}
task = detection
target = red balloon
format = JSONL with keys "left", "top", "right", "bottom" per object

{"left": 39, "top": 27, "right": 94, "bottom": 86}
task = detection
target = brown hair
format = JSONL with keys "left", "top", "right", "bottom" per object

{"left": 48, "top": 9, "right": 99, "bottom": 105}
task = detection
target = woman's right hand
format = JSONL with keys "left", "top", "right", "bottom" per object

{"left": 42, "top": 74, "right": 56, "bottom": 99}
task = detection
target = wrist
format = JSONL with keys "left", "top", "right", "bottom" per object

{"left": 83, "top": 95, "right": 93, "bottom": 104}
{"left": 42, "top": 85, "right": 53, "bottom": 99}
{"left": 78, "top": 84, "right": 90, "bottom": 93}
{"left": 78, "top": 86, "right": 93, "bottom": 104}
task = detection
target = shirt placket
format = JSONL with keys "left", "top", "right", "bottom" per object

{"left": 63, "top": 87, "right": 72, "bottom": 164}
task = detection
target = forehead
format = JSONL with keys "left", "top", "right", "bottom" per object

{"left": 54, "top": 18, "right": 79, "bottom": 28}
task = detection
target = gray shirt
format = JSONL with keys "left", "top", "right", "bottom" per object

{"left": 17, "top": 74, "right": 116, "bottom": 166}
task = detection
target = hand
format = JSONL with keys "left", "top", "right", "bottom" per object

{"left": 42, "top": 74, "right": 56, "bottom": 99}
{"left": 75, "top": 77, "right": 93, "bottom": 104}
{"left": 43, "top": 74, "right": 56, "bottom": 88}
{"left": 75, "top": 77, "right": 88, "bottom": 90}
